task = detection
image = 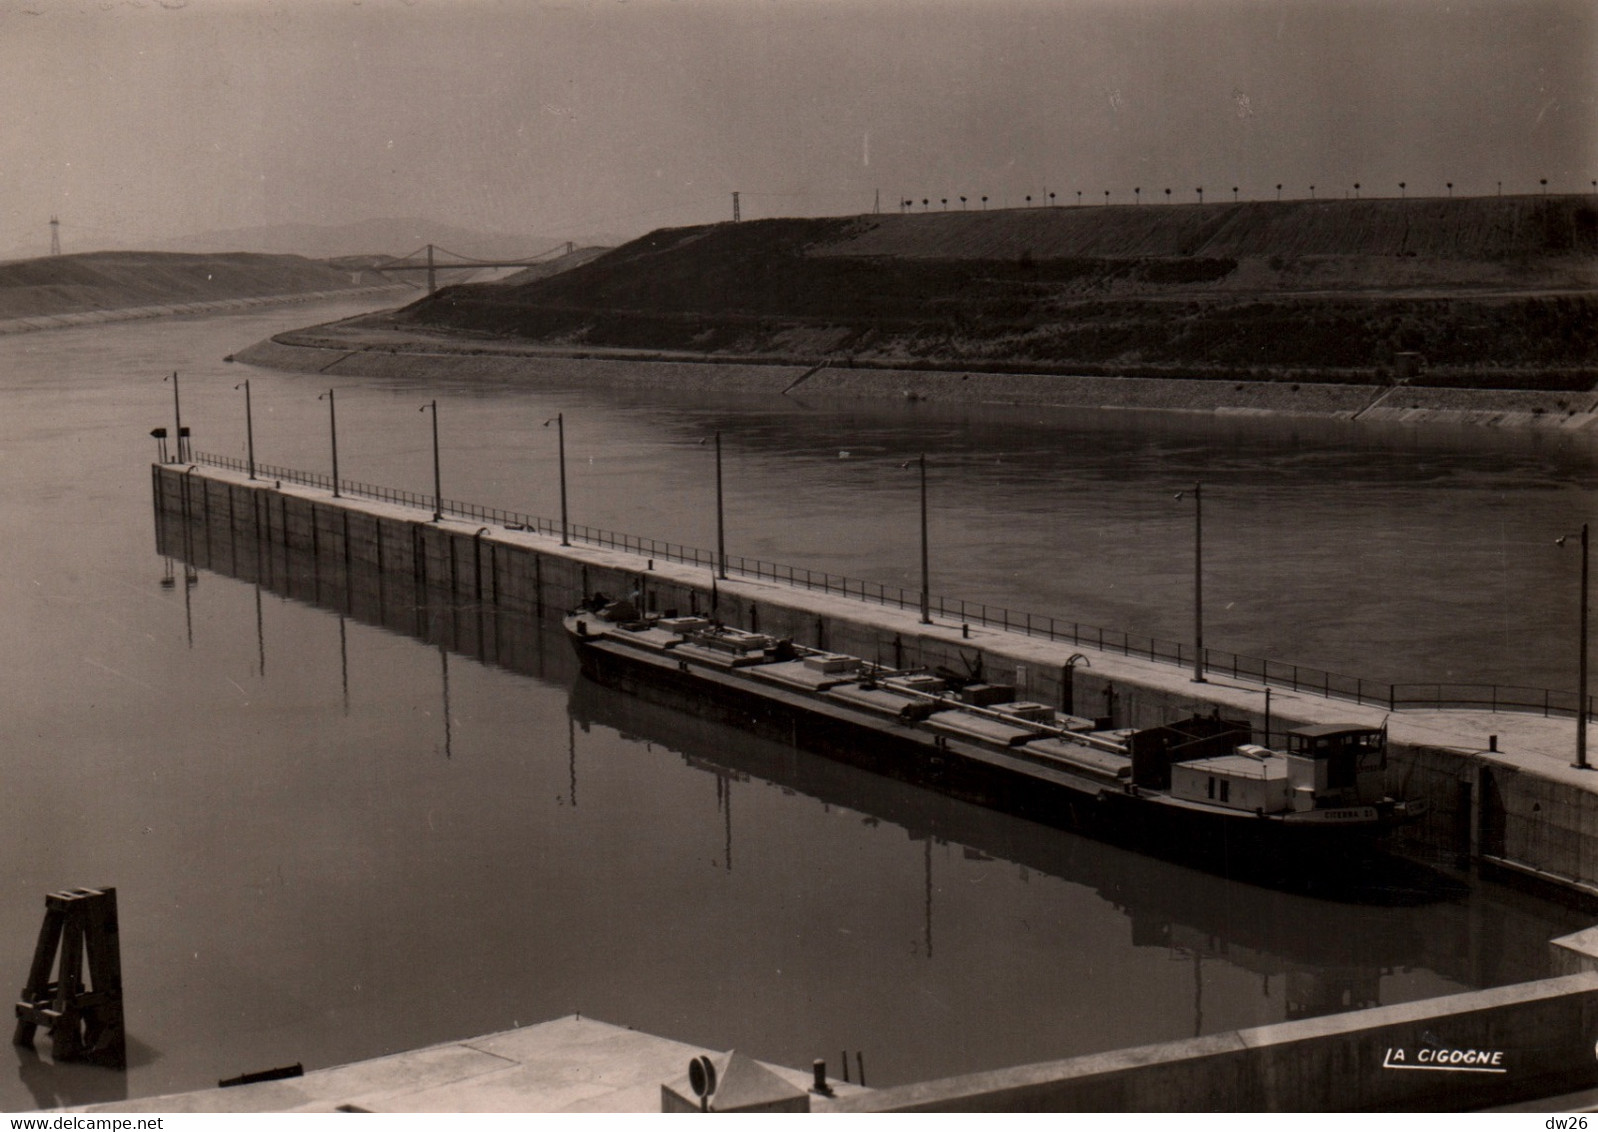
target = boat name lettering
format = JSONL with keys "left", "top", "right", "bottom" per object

{"left": 1382, "top": 1046, "right": 1507, "bottom": 1072}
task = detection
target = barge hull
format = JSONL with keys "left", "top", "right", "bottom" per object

{"left": 572, "top": 631, "right": 1400, "bottom": 890}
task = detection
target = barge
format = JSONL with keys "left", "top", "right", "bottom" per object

{"left": 564, "top": 600, "right": 1427, "bottom": 888}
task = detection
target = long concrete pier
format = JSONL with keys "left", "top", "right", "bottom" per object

{"left": 153, "top": 461, "right": 1598, "bottom": 900}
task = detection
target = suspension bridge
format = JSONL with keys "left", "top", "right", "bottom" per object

{"left": 371, "top": 241, "right": 580, "bottom": 293}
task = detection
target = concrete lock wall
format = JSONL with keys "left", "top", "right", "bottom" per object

{"left": 152, "top": 464, "right": 1598, "bottom": 897}
{"left": 830, "top": 973, "right": 1598, "bottom": 1112}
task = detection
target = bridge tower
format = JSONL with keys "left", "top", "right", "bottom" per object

{"left": 426, "top": 244, "right": 436, "bottom": 295}
{"left": 49, "top": 216, "right": 60, "bottom": 256}
{"left": 732, "top": 192, "right": 740, "bottom": 223}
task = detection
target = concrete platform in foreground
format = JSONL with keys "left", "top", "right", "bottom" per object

{"left": 72, "top": 970, "right": 1598, "bottom": 1113}
{"left": 72, "top": 1015, "right": 864, "bottom": 1113}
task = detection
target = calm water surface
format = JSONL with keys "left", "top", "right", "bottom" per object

{"left": 2, "top": 300, "right": 1592, "bottom": 1110}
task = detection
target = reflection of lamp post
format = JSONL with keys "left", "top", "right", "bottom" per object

{"left": 421, "top": 399, "right": 441, "bottom": 521}
{"left": 318, "top": 389, "right": 340, "bottom": 498}
{"left": 1175, "top": 484, "right": 1204, "bottom": 682}
{"left": 544, "top": 414, "right": 569, "bottom": 546}
{"left": 235, "top": 379, "right": 255, "bottom": 480}
{"left": 1559, "top": 524, "right": 1590, "bottom": 769}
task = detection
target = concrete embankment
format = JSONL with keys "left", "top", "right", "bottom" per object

{"left": 235, "top": 330, "right": 1598, "bottom": 431}
{"left": 836, "top": 971, "right": 1598, "bottom": 1111}
{"left": 153, "top": 462, "right": 1598, "bottom": 900}
{"left": 0, "top": 285, "right": 406, "bottom": 336}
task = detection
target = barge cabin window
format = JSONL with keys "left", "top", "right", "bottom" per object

{"left": 1286, "top": 726, "right": 1387, "bottom": 789}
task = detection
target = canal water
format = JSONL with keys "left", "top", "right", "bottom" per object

{"left": 1, "top": 298, "right": 1593, "bottom": 1109}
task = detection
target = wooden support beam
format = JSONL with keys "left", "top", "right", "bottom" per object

{"left": 13, "top": 888, "right": 125, "bottom": 1069}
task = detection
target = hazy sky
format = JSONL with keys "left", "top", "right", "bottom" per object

{"left": 3, "top": 0, "right": 1593, "bottom": 252}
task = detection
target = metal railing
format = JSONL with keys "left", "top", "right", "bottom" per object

{"left": 185, "top": 450, "right": 1593, "bottom": 723}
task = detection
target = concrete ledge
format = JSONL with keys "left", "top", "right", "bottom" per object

{"left": 72, "top": 1015, "right": 866, "bottom": 1113}
{"left": 831, "top": 973, "right": 1598, "bottom": 1112}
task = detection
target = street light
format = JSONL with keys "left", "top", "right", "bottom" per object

{"left": 235, "top": 379, "right": 255, "bottom": 480}
{"left": 544, "top": 413, "right": 570, "bottom": 547}
{"left": 318, "top": 388, "right": 340, "bottom": 498}
{"left": 1174, "top": 484, "right": 1204, "bottom": 682}
{"left": 420, "top": 399, "right": 442, "bottom": 522}
{"left": 901, "top": 454, "right": 931, "bottom": 624}
{"left": 715, "top": 431, "right": 727, "bottom": 580}
{"left": 164, "top": 371, "right": 183, "bottom": 463}
{"left": 1558, "top": 524, "right": 1591, "bottom": 769}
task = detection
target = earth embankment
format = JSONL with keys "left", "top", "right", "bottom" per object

{"left": 375, "top": 197, "right": 1598, "bottom": 390}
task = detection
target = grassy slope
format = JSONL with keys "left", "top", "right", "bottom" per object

{"left": 0, "top": 251, "right": 383, "bottom": 320}
{"left": 391, "top": 198, "right": 1598, "bottom": 388}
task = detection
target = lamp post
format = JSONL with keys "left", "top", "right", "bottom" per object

{"left": 235, "top": 379, "right": 255, "bottom": 480}
{"left": 1255, "top": 685, "right": 1273, "bottom": 748}
{"left": 545, "top": 413, "right": 570, "bottom": 547}
{"left": 901, "top": 454, "right": 931, "bottom": 624}
{"left": 318, "top": 389, "right": 340, "bottom": 497}
{"left": 1582, "top": 523, "right": 1591, "bottom": 771}
{"left": 715, "top": 431, "right": 727, "bottom": 581}
{"left": 421, "top": 399, "right": 441, "bottom": 521}
{"left": 166, "top": 371, "right": 183, "bottom": 463}
{"left": 919, "top": 453, "right": 930, "bottom": 625}
{"left": 1175, "top": 484, "right": 1205, "bottom": 682}
{"left": 1560, "top": 524, "right": 1591, "bottom": 769}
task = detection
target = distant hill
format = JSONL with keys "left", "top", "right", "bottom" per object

{"left": 0, "top": 250, "right": 392, "bottom": 321}
{"left": 153, "top": 218, "right": 617, "bottom": 262}
{"left": 388, "top": 197, "right": 1598, "bottom": 389}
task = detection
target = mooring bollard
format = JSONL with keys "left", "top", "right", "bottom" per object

{"left": 810, "top": 1058, "right": 833, "bottom": 1096}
